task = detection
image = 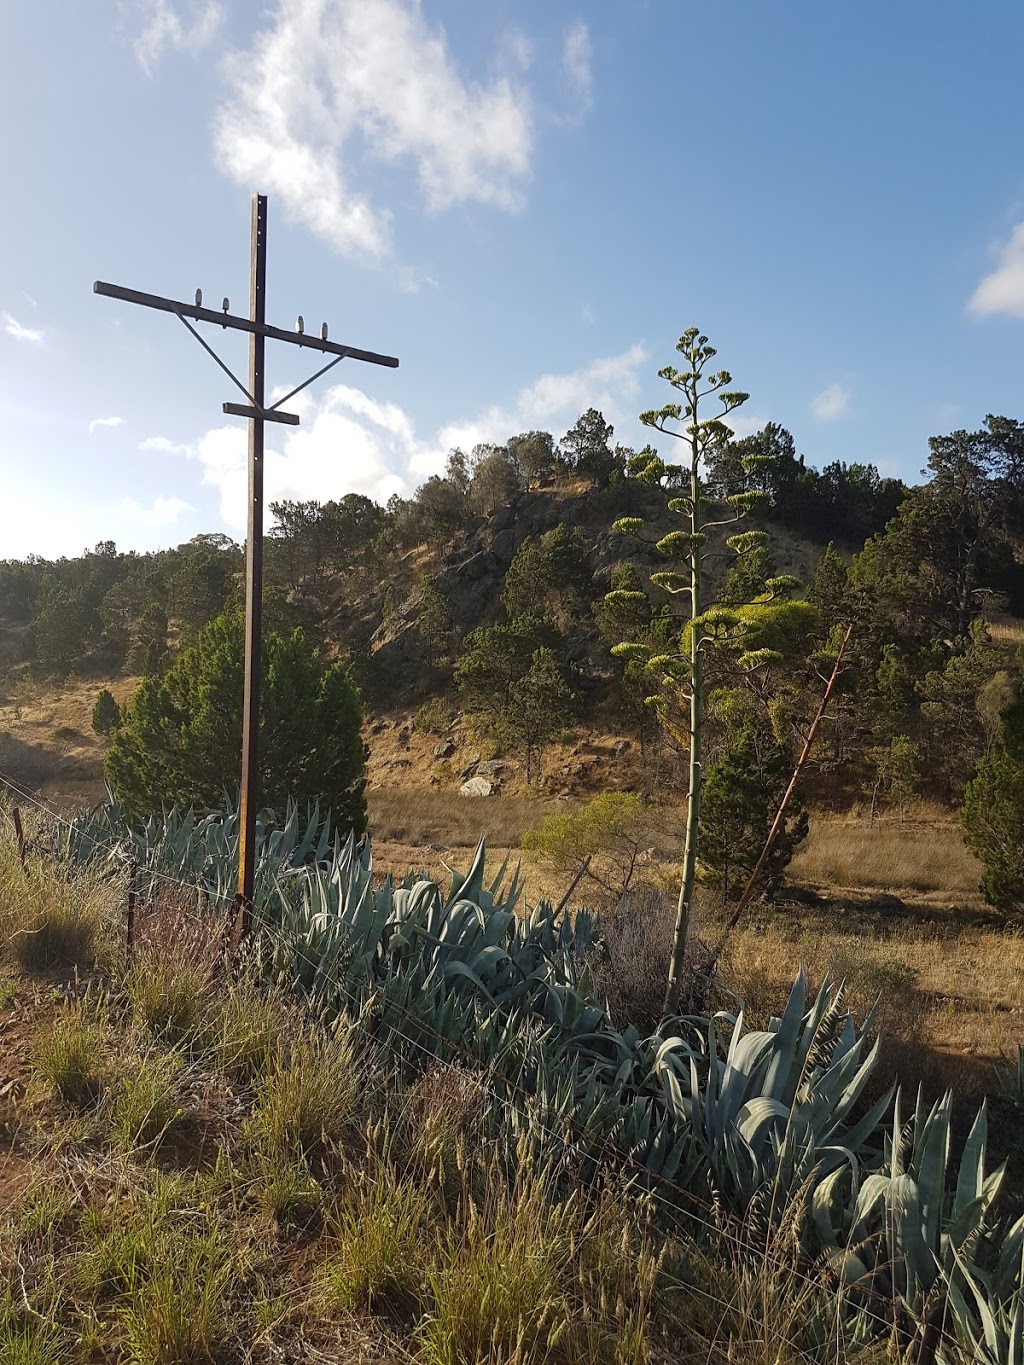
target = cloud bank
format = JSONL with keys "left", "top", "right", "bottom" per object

{"left": 213, "top": 0, "right": 534, "bottom": 262}
{"left": 812, "top": 382, "right": 850, "bottom": 421}
{"left": 130, "top": 0, "right": 223, "bottom": 74}
{"left": 3, "top": 312, "right": 44, "bottom": 344}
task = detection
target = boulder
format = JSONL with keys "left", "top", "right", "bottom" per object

{"left": 459, "top": 776, "right": 495, "bottom": 797}
{"left": 475, "top": 759, "right": 506, "bottom": 777}
{"left": 434, "top": 739, "right": 456, "bottom": 759}
{"left": 490, "top": 528, "right": 518, "bottom": 564}
{"left": 489, "top": 505, "right": 515, "bottom": 534}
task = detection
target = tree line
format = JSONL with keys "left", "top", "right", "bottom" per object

{"left": 3, "top": 377, "right": 1024, "bottom": 917}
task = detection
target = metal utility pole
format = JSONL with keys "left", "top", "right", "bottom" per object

{"left": 95, "top": 193, "right": 399, "bottom": 941}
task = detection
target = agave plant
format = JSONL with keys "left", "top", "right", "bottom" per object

{"left": 48, "top": 793, "right": 1024, "bottom": 1359}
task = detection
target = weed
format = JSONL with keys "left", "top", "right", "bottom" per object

{"left": 418, "top": 1177, "right": 577, "bottom": 1365}
{"left": 107, "top": 1050, "right": 184, "bottom": 1153}
{"left": 252, "top": 1152, "right": 324, "bottom": 1231}
{"left": 125, "top": 940, "right": 214, "bottom": 1051}
{"left": 33, "top": 1003, "right": 103, "bottom": 1108}
{"left": 0, "top": 843, "right": 112, "bottom": 974}
{"left": 403, "top": 1065, "right": 482, "bottom": 1200}
{"left": 118, "top": 1228, "right": 234, "bottom": 1365}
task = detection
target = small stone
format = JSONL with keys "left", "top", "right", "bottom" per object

{"left": 614, "top": 739, "right": 630, "bottom": 756}
{"left": 460, "top": 776, "right": 494, "bottom": 797}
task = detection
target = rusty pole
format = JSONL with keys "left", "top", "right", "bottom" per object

{"left": 235, "top": 194, "right": 268, "bottom": 936}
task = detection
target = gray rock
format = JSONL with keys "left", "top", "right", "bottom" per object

{"left": 475, "top": 759, "right": 506, "bottom": 777}
{"left": 434, "top": 739, "right": 456, "bottom": 759}
{"left": 459, "top": 776, "right": 495, "bottom": 797}
{"left": 614, "top": 739, "right": 630, "bottom": 756}
{"left": 490, "top": 528, "right": 518, "bottom": 564}
{"left": 489, "top": 505, "right": 515, "bottom": 534}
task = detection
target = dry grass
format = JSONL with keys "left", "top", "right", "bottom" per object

{"left": 788, "top": 807, "right": 982, "bottom": 896}
{"left": 988, "top": 613, "right": 1024, "bottom": 648}
{"left": 0, "top": 674, "right": 138, "bottom": 809}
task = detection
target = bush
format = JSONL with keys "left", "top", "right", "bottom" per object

{"left": 522, "top": 792, "right": 649, "bottom": 903}
{"left": 962, "top": 745, "right": 1024, "bottom": 912}
{"left": 91, "top": 688, "right": 121, "bottom": 735}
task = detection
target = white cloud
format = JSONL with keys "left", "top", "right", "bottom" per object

{"left": 139, "top": 434, "right": 192, "bottom": 455}
{"left": 89, "top": 416, "right": 124, "bottom": 434}
{"left": 129, "top": 0, "right": 223, "bottom": 75}
{"left": 190, "top": 343, "right": 648, "bottom": 525}
{"left": 562, "top": 21, "right": 593, "bottom": 110}
{"left": 119, "top": 495, "right": 196, "bottom": 523}
{"left": 969, "top": 222, "right": 1024, "bottom": 319}
{"left": 213, "top": 0, "right": 533, "bottom": 261}
{"left": 812, "top": 382, "right": 850, "bottom": 421}
{"left": 3, "top": 312, "right": 44, "bottom": 344}
{"left": 422, "top": 343, "right": 648, "bottom": 474}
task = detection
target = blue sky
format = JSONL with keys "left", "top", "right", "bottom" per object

{"left": 2, "top": 0, "right": 1024, "bottom": 559}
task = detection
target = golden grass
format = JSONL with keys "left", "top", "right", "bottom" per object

{"left": 989, "top": 613, "right": 1024, "bottom": 648}
{"left": 788, "top": 809, "right": 981, "bottom": 896}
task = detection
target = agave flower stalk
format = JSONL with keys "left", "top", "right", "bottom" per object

{"left": 612, "top": 329, "right": 767, "bottom": 1014}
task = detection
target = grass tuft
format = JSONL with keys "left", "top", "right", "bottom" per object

{"left": 320, "top": 1166, "right": 433, "bottom": 1320}
{"left": 32, "top": 1003, "right": 102, "bottom": 1108}
{"left": 107, "top": 1049, "right": 185, "bottom": 1153}
{"left": 251, "top": 1025, "right": 360, "bottom": 1160}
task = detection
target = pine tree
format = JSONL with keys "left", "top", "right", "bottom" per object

{"left": 106, "top": 611, "right": 366, "bottom": 830}
{"left": 91, "top": 688, "right": 121, "bottom": 735}
{"left": 500, "top": 647, "right": 573, "bottom": 783}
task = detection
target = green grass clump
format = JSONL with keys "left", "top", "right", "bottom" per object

{"left": 107, "top": 1049, "right": 185, "bottom": 1153}
{"left": 251, "top": 1026, "right": 359, "bottom": 1160}
{"left": 212, "top": 978, "right": 293, "bottom": 1086}
{"left": 320, "top": 1166, "right": 433, "bottom": 1320}
{"left": 33, "top": 1003, "right": 103, "bottom": 1108}
{"left": 418, "top": 1178, "right": 578, "bottom": 1365}
{"left": 0, "top": 843, "right": 108, "bottom": 974}
{"left": 125, "top": 943, "right": 214, "bottom": 1051}
{"left": 77, "top": 1176, "right": 237, "bottom": 1364}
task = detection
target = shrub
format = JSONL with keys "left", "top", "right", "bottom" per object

{"left": 523, "top": 792, "right": 649, "bottom": 903}
{"left": 962, "top": 744, "right": 1024, "bottom": 912}
{"left": 91, "top": 688, "right": 121, "bottom": 735}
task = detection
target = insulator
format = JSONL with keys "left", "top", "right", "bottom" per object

{"left": 195, "top": 288, "right": 203, "bottom": 307}
{"left": 221, "top": 297, "right": 230, "bottom": 312}
{"left": 321, "top": 322, "right": 328, "bottom": 341}
{"left": 296, "top": 315, "right": 304, "bottom": 334}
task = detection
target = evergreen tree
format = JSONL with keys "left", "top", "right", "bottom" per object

{"left": 500, "top": 647, "right": 573, "bottom": 783}
{"left": 700, "top": 691, "right": 807, "bottom": 903}
{"left": 962, "top": 746, "right": 1024, "bottom": 913}
{"left": 455, "top": 616, "right": 558, "bottom": 726}
{"left": 106, "top": 611, "right": 366, "bottom": 831}
{"left": 417, "top": 578, "right": 455, "bottom": 667}
{"left": 91, "top": 688, "right": 121, "bottom": 735}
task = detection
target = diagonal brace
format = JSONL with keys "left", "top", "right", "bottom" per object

{"left": 177, "top": 313, "right": 255, "bottom": 405}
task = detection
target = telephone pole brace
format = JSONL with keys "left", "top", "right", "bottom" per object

{"left": 95, "top": 193, "right": 399, "bottom": 944}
